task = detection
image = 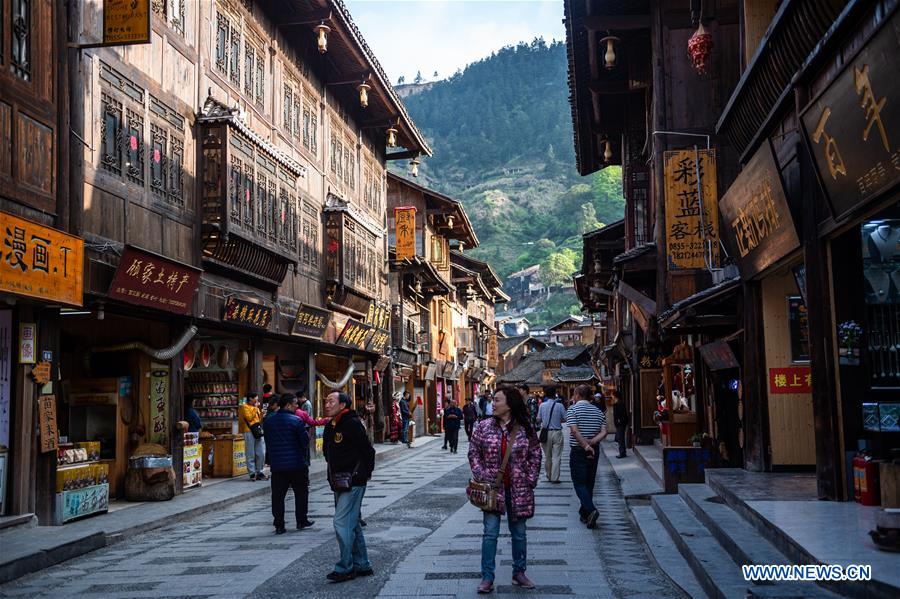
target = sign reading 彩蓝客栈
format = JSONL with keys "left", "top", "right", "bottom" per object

{"left": 801, "top": 10, "right": 900, "bottom": 220}
{"left": 1, "top": 211, "right": 84, "bottom": 306}
{"left": 108, "top": 246, "right": 201, "bottom": 314}
{"left": 394, "top": 207, "right": 416, "bottom": 261}
{"left": 718, "top": 142, "right": 799, "bottom": 280}
{"left": 663, "top": 149, "right": 719, "bottom": 270}
{"left": 103, "top": 0, "right": 151, "bottom": 46}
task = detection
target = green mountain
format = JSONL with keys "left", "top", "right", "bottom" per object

{"left": 394, "top": 39, "right": 624, "bottom": 325}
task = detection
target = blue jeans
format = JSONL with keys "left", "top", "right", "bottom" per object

{"left": 481, "top": 492, "right": 527, "bottom": 582}
{"left": 333, "top": 485, "right": 370, "bottom": 574}
{"left": 570, "top": 446, "right": 599, "bottom": 516}
{"left": 401, "top": 418, "right": 410, "bottom": 443}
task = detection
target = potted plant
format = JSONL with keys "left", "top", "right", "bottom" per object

{"left": 688, "top": 433, "right": 702, "bottom": 448}
{"left": 837, "top": 320, "right": 863, "bottom": 365}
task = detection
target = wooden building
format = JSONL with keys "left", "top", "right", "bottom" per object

{"left": 2, "top": 0, "right": 432, "bottom": 524}
{"left": 568, "top": 0, "right": 900, "bottom": 500}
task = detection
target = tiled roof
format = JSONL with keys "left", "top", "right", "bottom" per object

{"left": 613, "top": 243, "right": 656, "bottom": 265}
{"left": 555, "top": 366, "right": 597, "bottom": 383}
{"left": 538, "top": 344, "right": 591, "bottom": 362}
{"left": 496, "top": 355, "right": 544, "bottom": 385}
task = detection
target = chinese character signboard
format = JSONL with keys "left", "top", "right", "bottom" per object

{"left": 108, "top": 246, "right": 201, "bottom": 314}
{"left": 37, "top": 395, "right": 58, "bottom": 453}
{"left": 366, "top": 329, "right": 390, "bottom": 355}
{"left": 394, "top": 206, "right": 416, "bottom": 260}
{"left": 1, "top": 211, "right": 84, "bottom": 306}
{"left": 487, "top": 332, "right": 498, "bottom": 368}
{"left": 103, "top": 0, "right": 150, "bottom": 46}
{"left": 149, "top": 365, "right": 170, "bottom": 445}
{"left": 292, "top": 304, "right": 332, "bottom": 339}
{"left": 336, "top": 319, "right": 374, "bottom": 351}
{"left": 364, "top": 301, "right": 391, "bottom": 331}
{"left": 800, "top": 12, "right": 900, "bottom": 220}
{"left": 663, "top": 149, "right": 719, "bottom": 270}
{"left": 769, "top": 366, "right": 812, "bottom": 394}
{"left": 719, "top": 142, "right": 799, "bottom": 279}
{"left": 223, "top": 297, "right": 272, "bottom": 330}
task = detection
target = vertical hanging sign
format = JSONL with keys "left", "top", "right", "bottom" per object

{"left": 37, "top": 395, "right": 58, "bottom": 453}
{"left": 103, "top": 0, "right": 151, "bottom": 46}
{"left": 0, "top": 310, "right": 10, "bottom": 450}
{"left": 149, "top": 364, "right": 170, "bottom": 445}
{"left": 663, "top": 149, "right": 719, "bottom": 270}
{"left": 394, "top": 206, "right": 417, "bottom": 260}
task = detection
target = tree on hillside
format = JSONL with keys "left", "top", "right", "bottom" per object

{"left": 540, "top": 249, "right": 578, "bottom": 286}
{"left": 579, "top": 203, "right": 602, "bottom": 234}
{"left": 397, "top": 75, "right": 406, "bottom": 85}
{"left": 433, "top": 70, "right": 439, "bottom": 78}
{"left": 414, "top": 70, "right": 423, "bottom": 84}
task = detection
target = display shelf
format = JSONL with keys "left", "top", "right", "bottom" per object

{"left": 54, "top": 483, "right": 109, "bottom": 524}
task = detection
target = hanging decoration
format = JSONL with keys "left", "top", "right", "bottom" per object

{"left": 687, "top": 23, "right": 713, "bottom": 75}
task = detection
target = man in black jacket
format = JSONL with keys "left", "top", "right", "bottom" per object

{"left": 323, "top": 391, "right": 376, "bottom": 583}
{"left": 263, "top": 394, "right": 312, "bottom": 534}
{"left": 399, "top": 391, "right": 411, "bottom": 447}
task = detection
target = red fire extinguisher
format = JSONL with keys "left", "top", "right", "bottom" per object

{"left": 853, "top": 453, "right": 881, "bottom": 506}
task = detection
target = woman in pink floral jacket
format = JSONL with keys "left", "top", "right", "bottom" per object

{"left": 468, "top": 386, "right": 542, "bottom": 593}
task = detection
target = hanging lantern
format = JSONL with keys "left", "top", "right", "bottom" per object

{"left": 357, "top": 82, "right": 371, "bottom": 108}
{"left": 410, "top": 157, "right": 420, "bottom": 177}
{"left": 599, "top": 36, "right": 620, "bottom": 70}
{"left": 386, "top": 126, "right": 398, "bottom": 147}
{"left": 314, "top": 23, "right": 331, "bottom": 54}
{"left": 687, "top": 23, "right": 714, "bottom": 75}
{"left": 603, "top": 139, "right": 613, "bottom": 162}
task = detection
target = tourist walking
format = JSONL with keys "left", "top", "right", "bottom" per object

{"left": 399, "top": 391, "right": 412, "bottom": 447}
{"left": 442, "top": 399, "right": 464, "bottom": 453}
{"left": 537, "top": 386, "right": 565, "bottom": 483}
{"left": 463, "top": 397, "right": 478, "bottom": 439}
{"left": 238, "top": 393, "right": 266, "bottom": 481}
{"left": 468, "top": 386, "right": 542, "bottom": 593}
{"left": 264, "top": 394, "right": 312, "bottom": 534}
{"left": 389, "top": 392, "right": 402, "bottom": 443}
{"left": 295, "top": 394, "right": 329, "bottom": 463}
{"left": 524, "top": 385, "right": 539, "bottom": 430}
{"left": 323, "top": 391, "right": 376, "bottom": 583}
{"left": 567, "top": 384, "right": 608, "bottom": 529}
{"left": 612, "top": 390, "right": 628, "bottom": 458}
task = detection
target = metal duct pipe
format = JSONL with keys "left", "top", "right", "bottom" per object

{"left": 317, "top": 362, "right": 355, "bottom": 389}
{"left": 89, "top": 325, "right": 199, "bottom": 362}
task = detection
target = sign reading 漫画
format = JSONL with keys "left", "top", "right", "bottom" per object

{"left": 1, "top": 211, "right": 84, "bottom": 306}
{"left": 663, "top": 149, "right": 719, "bottom": 270}
{"left": 149, "top": 365, "right": 170, "bottom": 445}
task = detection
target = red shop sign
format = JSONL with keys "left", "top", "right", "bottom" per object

{"left": 768, "top": 367, "right": 812, "bottom": 394}
{"left": 108, "top": 246, "right": 201, "bottom": 314}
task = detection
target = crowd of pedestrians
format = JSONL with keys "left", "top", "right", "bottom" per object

{"left": 232, "top": 380, "right": 622, "bottom": 590}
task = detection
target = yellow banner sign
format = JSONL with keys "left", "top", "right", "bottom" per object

{"left": 103, "top": 0, "right": 151, "bottom": 45}
{"left": 663, "top": 149, "right": 719, "bottom": 270}
{"left": 1, "top": 211, "right": 84, "bottom": 306}
{"left": 394, "top": 206, "right": 416, "bottom": 261}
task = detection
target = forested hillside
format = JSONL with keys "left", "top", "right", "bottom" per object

{"left": 394, "top": 39, "right": 624, "bottom": 325}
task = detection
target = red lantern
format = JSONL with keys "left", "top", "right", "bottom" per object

{"left": 687, "top": 23, "right": 714, "bottom": 75}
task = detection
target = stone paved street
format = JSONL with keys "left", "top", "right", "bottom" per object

{"left": 0, "top": 437, "right": 685, "bottom": 599}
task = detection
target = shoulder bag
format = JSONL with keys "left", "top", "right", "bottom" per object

{"left": 467, "top": 424, "right": 518, "bottom": 512}
{"left": 539, "top": 401, "right": 558, "bottom": 443}
{"left": 328, "top": 463, "right": 359, "bottom": 492}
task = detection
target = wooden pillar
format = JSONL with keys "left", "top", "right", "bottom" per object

{"left": 35, "top": 307, "right": 59, "bottom": 524}
{"left": 170, "top": 334, "right": 184, "bottom": 496}
{"left": 10, "top": 305, "right": 35, "bottom": 516}
{"left": 742, "top": 281, "right": 768, "bottom": 472}
{"left": 652, "top": 0, "right": 669, "bottom": 314}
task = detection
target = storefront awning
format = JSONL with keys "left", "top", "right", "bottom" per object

{"left": 659, "top": 277, "right": 742, "bottom": 332}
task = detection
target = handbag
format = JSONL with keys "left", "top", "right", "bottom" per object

{"left": 539, "top": 401, "right": 558, "bottom": 443}
{"left": 467, "top": 424, "right": 518, "bottom": 512}
{"left": 328, "top": 464, "right": 358, "bottom": 492}
{"left": 249, "top": 422, "right": 263, "bottom": 439}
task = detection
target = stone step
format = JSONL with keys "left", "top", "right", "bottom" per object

{"left": 0, "top": 514, "right": 36, "bottom": 536}
{"left": 678, "top": 484, "right": 840, "bottom": 599}
{"left": 651, "top": 493, "right": 755, "bottom": 599}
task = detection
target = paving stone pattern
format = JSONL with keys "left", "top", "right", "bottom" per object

{"left": 0, "top": 436, "right": 685, "bottom": 598}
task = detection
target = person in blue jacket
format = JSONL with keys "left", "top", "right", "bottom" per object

{"left": 263, "top": 393, "right": 312, "bottom": 534}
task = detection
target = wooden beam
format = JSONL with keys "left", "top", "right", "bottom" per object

{"left": 589, "top": 79, "right": 631, "bottom": 94}
{"left": 326, "top": 71, "right": 372, "bottom": 86}
{"left": 276, "top": 9, "right": 332, "bottom": 27}
{"left": 583, "top": 14, "right": 650, "bottom": 31}
{"left": 385, "top": 150, "right": 419, "bottom": 161}
{"left": 618, "top": 280, "right": 657, "bottom": 316}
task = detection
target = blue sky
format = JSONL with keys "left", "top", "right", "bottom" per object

{"left": 345, "top": 0, "right": 566, "bottom": 84}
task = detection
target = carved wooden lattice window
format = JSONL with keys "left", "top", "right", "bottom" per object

{"left": 229, "top": 21, "right": 241, "bottom": 85}
{"left": 293, "top": 95, "right": 302, "bottom": 143}
{"left": 149, "top": 124, "right": 167, "bottom": 196}
{"left": 283, "top": 84, "right": 293, "bottom": 134}
{"left": 100, "top": 93, "right": 123, "bottom": 176}
{"left": 215, "top": 12, "right": 229, "bottom": 74}
{"left": 153, "top": 0, "right": 184, "bottom": 36}
{"left": 125, "top": 108, "right": 144, "bottom": 185}
{"left": 149, "top": 96, "right": 185, "bottom": 206}
{"left": 10, "top": 0, "right": 30, "bottom": 81}
{"left": 288, "top": 194, "right": 298, "bottom": 253}
{"left": 169, "top": 135, "right": 184, "bottom": 203}
{"left": 254, "top": 48, "right": 264, "bottom": 107}
{"left": 229, "top": 156, "right": 243, "bottom": 224}
{"left": 244, "top": 41, "right": 254, "bottom": 96}
{"left": 256, "top": 172, "right": 267, "bottom": 237}
{"left": 267, "top": 179, "right": 277, "bottom": 243}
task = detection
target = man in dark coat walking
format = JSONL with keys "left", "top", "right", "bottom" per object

{"left": 612, "top": 390, "right": 629, "bottom": 458}
{"left": 263, "top": 394, "right": 312, "bottom": 534}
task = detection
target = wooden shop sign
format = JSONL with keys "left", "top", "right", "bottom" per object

{"left": 698, "top": 340, "right": 739, "bottom": 371}
{"left": 0, "top": 211, "right": 84, "bottom": 306}
{"left": 103, "top": 0, "right": 151, "bottom": 46}
{"left": 37, "top": 394, "right": 58, "bottom": 453}
{"left": 223, "top": 297, "right": 272, "bottom": 329}
{"left": 663, "top": 149, "right": 719, "bottom": 270}
{"left": 800, "top": 10, "right": 900, "bottom": 220}
{"left": 291, "top": 304, "right": 332, "bottom": 339}
{"left": 31, "top": 361, "right": 52, "bottom": 385}
{"left": 108, "top": 246, "right": 201, "bottom": 314}
{"left": 366, "top": 329, "right": 391, "bottom": 355}
{"left": 769, "top": 366, "right": 812, "bottom": 394}
{"left": 719, "top": 142, "right": 799, "bottom": 279}
{"left": 364, "top": 301, "right": 391, "bottom": 331}
{"left": 394, "top": 206, "right": 416, "bottom": 261}
{"left": 336, "top": 319, "right": 374, "bottom": 351}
